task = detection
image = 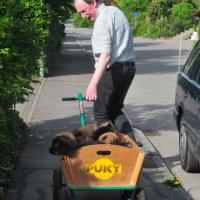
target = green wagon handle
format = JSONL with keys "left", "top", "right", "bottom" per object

{"left": 62, "top": 93, "right": 86, "bottom": 127}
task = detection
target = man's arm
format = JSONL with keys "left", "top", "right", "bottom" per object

{"left": 86, "top": 52, "right": 111, "bottom": 101}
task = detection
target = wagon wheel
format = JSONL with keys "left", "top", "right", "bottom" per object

{"left": 121, "top": 190, "right": 135, "bottom": 200}
{"left": 121, "top": 188, "right": 146, "bottom": 200}
{"left": 58, "top": 188, "right": 71, "bottom": 200}
{"left": 134, "top": 188, "right": 146, "bottom": 200}
{"left": 53, "top": 167, "right": 62, "bottom": 200}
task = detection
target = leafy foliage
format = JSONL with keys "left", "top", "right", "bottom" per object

{"left": 116, "top": 0, "right": 197, "bottom": 38}
{"left": 73, "top": 13, "right": 94, "bottom": 28}
{"left": 0, "top": 0, "right": 49, "bottom": 109}
{"left": 163, "top": 172, "right": 182, "bottom": 186}
{"left": 0, "top": 0, "right": 73, "bottom": 196}
{"left": 116, "top": 0, "right": 150, "bottom": 22}
{"left": 147, "top": 0, "right": 190, "bottom": 21}
{"left": 0, "top": 108, "right": 26, "bottom": 198}
{"left": 72, "top": 0, "right": 198, "bottom": 38}
{"left": 171, "top": 2, "right": 195, "bottom": 30}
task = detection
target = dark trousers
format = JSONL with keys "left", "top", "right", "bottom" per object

{"left": 93, "top": 61, "right": 136, "bottom": 136}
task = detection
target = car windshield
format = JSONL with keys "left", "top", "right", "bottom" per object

{"left": 183, "top": 40, "right": 200, "bottom": 74}
{"left": 186, "top": 51, "right": 200, "bottom": 81}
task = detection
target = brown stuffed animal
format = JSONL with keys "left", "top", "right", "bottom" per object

{"left": 49, "top": 121, "right": 134, "bottom": 156}
{"left": 49, "top": 124, "right": 97, "bottom": 155}
{"left": 98, "top": 132, "right": 119, "bottom": 144}
{"left": 117, "top": 133, "right": 135, "bottom": 148}
{"left": 49, "top": 131, "right": 77, "bottom": 156}
{"left": 98, "top": 131, "right": 135, "bottom": 148}
{"left": 49, "top": 122, "right": 114, "bottom": 155}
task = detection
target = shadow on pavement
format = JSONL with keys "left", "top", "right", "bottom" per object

{"left": 125, "top": 103, "right": 177, "bottom": 134}
{"left": 47, "top": 32, "right": 191, "bottom": 77}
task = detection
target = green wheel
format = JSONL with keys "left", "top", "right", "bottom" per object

{"left": 53, "top": 167, "right": 62, "bottom": 200}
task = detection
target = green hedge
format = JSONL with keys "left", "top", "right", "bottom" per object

{"left": 73, "top": 13, "right": 94, "bottom": 28}
{"left": 0, "top": 0, "right": 73, "bottom": 197}
{"left": 0, "top": 108, "right": 26, "bottom": 197}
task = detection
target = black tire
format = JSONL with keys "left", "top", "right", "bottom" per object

{"left": 134, "top": 188, "right": 146, "bottom": 200}
{"left": 121, "top": 188, "right": 146, "bottom": 200}
{"left": 179, "top": 116, "right": 200, "bottom": 172}
{"left": 58, "top": 188, "right": 71, "bottom": 200}
{"left": 53, "top": 167, "right": 62, "bottom": 200}
{"left": 121, "top": 190, "right": 134, "bottom": 200}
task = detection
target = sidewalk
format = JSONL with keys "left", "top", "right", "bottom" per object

{"left": 9, "top": 20, "right": 192, "bottom": 200}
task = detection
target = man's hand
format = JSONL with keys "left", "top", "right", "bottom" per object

{"left": 86, "top": 83, "right": 97, "bottom": 101}
{"left": 85, "top": 52, "right": 111, "bottom": 101}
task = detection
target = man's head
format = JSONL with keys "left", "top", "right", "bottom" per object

{"left": 74, "top": 0, "right": 99, "bottom": 21}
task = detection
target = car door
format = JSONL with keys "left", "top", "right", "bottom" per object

{"left": 183, "top": 49, "right": 200, "bottom": 158}
{"left": 195, "top": 68, "right": 200, "bottom": 156}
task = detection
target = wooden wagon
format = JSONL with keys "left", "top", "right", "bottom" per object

{"left": 52, "top": 94, "right": 146, "bottom": 200}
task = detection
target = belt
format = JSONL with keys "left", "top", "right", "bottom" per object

{"left": 106, "top": 61, "right": 135, "bottom": 71}
{"left": 112, "top": 61, "right": 135, "bottom": 68}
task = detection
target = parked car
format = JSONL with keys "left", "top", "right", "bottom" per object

{"left": 174, "top": 39, "right": 200, "bottom": 173}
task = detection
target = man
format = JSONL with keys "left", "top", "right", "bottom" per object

{"left": 74, "top": 0, "right": 138, "bottom": 142}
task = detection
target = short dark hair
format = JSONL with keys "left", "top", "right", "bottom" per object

{"left": 85, "top": 0, "right": 101, "bottom": 4}
{"left": 74, "top": 0, "right": 111, "bottom": 5}
{"left": 85, "top": 0, "right": 94, "bottom": 3}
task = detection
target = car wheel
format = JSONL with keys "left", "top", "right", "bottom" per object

{"left": 179, "top": 117, "right": 200, "bottom": 172}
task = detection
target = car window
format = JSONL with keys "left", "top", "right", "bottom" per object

{"left": 183, "top": 40, "right": 200, "bottom": 73}
{"left": 186, "top": 51, "right": 200, "bottom": 82}
{"left": 197, "top": 68, "right": 200, "bottom": 85}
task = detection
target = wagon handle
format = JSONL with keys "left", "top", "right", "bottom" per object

{"left": 62, "top": 96, "right": 86, "bottom": 101}
{"left": 62, "top": 93, "right": 86, "bottom": 127}
{"left": 97, "top": 150, "right": 111, "bottom": 156}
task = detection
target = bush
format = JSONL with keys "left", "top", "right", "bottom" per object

{"left": 0, "top": 0, "right": 50, "bottom": 109}
{"left": 169, "top": 17, "right": 185, "bottom": 34}
{"left": 0, "top": 0, "right": 73, "bottom": 109}
{"left": 171, "top": 2, "right": 195, "bottom": 30}
{"left": 135, "top": 17, "right": 174, "bottom": 38}
{"left": 147, "top": 0, "right": 191, "bottom": 21}
{"left": 117, "top": 0, "right": 150, "bottom": 22}
{"left": 73, "top": 13, "right": 94, "bottom": 28}
{"left": 0, "top": 0, "right": 73, "bottom": 197}
{"left": 0, "top": 108, "right": 26, "bottom": 198}
{"left": 117, "top": 0, "right": 150, "bottom": 12}
{"left": 148, "top": 0, "right": 167, "bottom": 21}
{"left": 44, "top": 0, "right": 74, "bottom": 67}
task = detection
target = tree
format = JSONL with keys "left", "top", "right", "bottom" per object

{"left": 171, "top": 2, "right": 195, "bottom": 29}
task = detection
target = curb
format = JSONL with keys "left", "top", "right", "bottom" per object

{"left": 26, "top": 78, "right": 46, "bottom": 125}
{"left": 16, "top": 78, "right": 46, "bottom": 126}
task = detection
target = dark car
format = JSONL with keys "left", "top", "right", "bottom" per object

{"left": 174, "top": 39, "right": 200, "bottom": 173}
